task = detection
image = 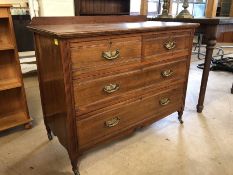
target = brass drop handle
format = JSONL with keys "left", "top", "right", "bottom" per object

{"left": 102, "top": 49, "right": 120, "bottom": 60}
{"left": 103, "top": 83, "right": 120, "bottom": 94}
{"left": 164, "top": 40, "right": 176, "bottom": 50}
{"left": 161, "top": 69, "right": 174, "bottom": 77}
{"left": 159, "top": 98, "right": 170, "bottom": 106}
{"left": 105, "top": 117, "right": 120, "bottom": 128}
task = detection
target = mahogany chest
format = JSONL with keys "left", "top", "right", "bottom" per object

{"left": 29, "top": 16, "right": 198, "bottom": 175}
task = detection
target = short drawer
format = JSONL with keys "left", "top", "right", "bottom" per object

{"left": 73, "top": 69, "right": 143, "bottom": 107}
{"left": 143, "top": 58, "right": 188, "bottom": 87}
{"left": 70, "top": 36, "right": 141, "bottom": 73}
{"left": 142, "top": 30, "right": 191, "bottom": 62}
{"left": 77, "top": 87, "right": 184, "bottom": 149}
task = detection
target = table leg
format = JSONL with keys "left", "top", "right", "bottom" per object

{"left": 231, "top": 83, "right": 233, "bottom": 94}
{"left": 196, "top": 39, "right": 216, "bottom": 113}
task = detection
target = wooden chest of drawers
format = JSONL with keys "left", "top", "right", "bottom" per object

{"left": 29, "top": 16, "right": 198, "bottom": 175}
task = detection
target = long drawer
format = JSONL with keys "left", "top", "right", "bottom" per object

{"left": 142, "top": 30, "right": 191, "bottom": 62}
{"left": 73, "top": 58, "right": 187, "bottom": 112}
{"left": 70, "top": 36, "right": 141, "bottom": 74}
{"left": 73, "top": 69, "right": 143, "bottom": 107}
{"left": 77, "top": 86, "right": 184, "bottom": 150}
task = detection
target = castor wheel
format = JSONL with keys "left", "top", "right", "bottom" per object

{"left": 178, "top": 117, "right": 184, "bottom": 124}
{"left": 47, "top": 133, "right": 53, "bottom": 141}
{"left": 73, "top": 169, "right": 80, "bottom": 175}
{"left": 178, "top": 111, "right": 184, "bottom": 124}
{"left": 24, "top": 122, "right": 33, "bottom": 129}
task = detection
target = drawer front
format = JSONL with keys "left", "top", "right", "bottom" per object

{"left": 143, "top": 59, "right": 188, "bottom": 87}
{"left": 0, "top": 8, "right": 9, "bottom": 18}
{"left": 73, "top": 69, "right": 143, "bottom": 107}
{"left": 77, "top": 87, "right": 184, "bottom": 149}
{"left": 70, "top": 36, "right": 141, "bottom": 73}
{"left": 74, "top": 58, "right": 187, "bottom": 113}
{"left": 143, "top": 31, "right": 191, "bottom": 62}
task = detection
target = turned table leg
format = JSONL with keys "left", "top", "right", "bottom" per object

{"left": 196, "top": 38, "right": 217, "bottom": 113}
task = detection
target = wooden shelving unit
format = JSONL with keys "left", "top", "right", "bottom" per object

{"left": 0, "top": 4, "right": 32, "bottom": 131}
{"left": 75, "top": 0, "right": 130, "bottom": 16}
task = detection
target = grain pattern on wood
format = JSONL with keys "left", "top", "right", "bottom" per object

{"left": 70, "top": 36, "right": 142, "bottom": 74}
{"left": 205, "top": 0, "right": 218, "bottom": 18}
{"left": 30, "top": 16, "right": 147, "bottom": 26}
{"left": 75, "top": 0, "right": 130, "bottom": 16}
{"left": 77, "top": 87, "right": 183, "bottom": 150}
{"left": 28, "top": 18, "right": 199, "bottom": 38}
{"left": 29, "top": 16, "right": 197, "bottom": 175}
{"left": 0, "top": 5, "right": 31, "bottom": 132}
{"left": 142, "top": 30, "right": 191, "bottom": 61}
{"left": 150, "top": 17, "right": 233, "bottom": 112}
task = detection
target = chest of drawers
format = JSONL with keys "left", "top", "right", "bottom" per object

{"left": 29, "top": 16, "right": 198, "bottom": 175}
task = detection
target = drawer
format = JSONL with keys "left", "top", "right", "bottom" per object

{"left": 143, "top": 58, "right": 188, "bottom": 87}
{"left": 0, "top": 8, "right": 9, "bottom": 18}
{"left": 77, "top": 87, "right": 184, "bottom": 149}
{"left": 70, "top": 36, "right": 141, "bottom": 73}
{"left": 73, "top": 69, "right": 143, "bottom": 108}
{"left": 142, "top": 30, "right": 191, "bottom": 62}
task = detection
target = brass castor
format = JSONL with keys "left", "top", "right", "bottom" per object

{"left": 73, "top": 169, "right": 80, "bottom": 175}
{"left": 178, "top": 111, "right": 184, "bottom": 124}
{"left": 178, "top": 116, "right": 184, "bottom": 124}
{"left": 24, "top": 122, "right": 33, "bottom": 129}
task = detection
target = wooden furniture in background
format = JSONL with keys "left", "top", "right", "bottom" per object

{"left": 74, "top": 0, "right": 130, "bottom": 16}
{"left": 220, "top": 0, "right": 232, "bottom": 16}
{"left": 230, "top": 2, "right": 233, "bottom": 17}
{"left": 0, "top": 5, "right": 32, "bottom": 131}
{"left": 206, "top": 0, "right": 218, "bottom": 18}
{"left": 29, "top": 16, "right": 198, "bottom": 175}
{"left": 140, "top": 0, "right": 148, "bottom": 15}
{"left": 12, "top": 15, "right": 34, "bottom": 52}
{"left": 150, "top": 17, "right": 233, "bottom": 112}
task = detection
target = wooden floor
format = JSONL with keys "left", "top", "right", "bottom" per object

{"left": 0, "top": 48, "right": 233, "bottom": 175}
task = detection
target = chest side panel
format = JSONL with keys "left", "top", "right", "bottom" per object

{"left": 34, "top": 34, "right": 69, "bottom": 148}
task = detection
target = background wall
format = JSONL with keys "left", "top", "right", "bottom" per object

{"left": 0, "top": 0, "right": 28, "bottom": 7}
{"left": 38, "top": 0, "right": 75, "bottom": 16}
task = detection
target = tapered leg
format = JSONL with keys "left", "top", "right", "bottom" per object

{"left": 197, "top": 38, "right": 217, "bottom": 113}
{"left": 45, "top": 123, "right": 53, "bottom": 141}
{"left": 178, "top": 110, "right": 184, "bottom": 124}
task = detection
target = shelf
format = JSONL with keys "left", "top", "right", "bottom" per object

{"left": 0, "top": 111, "right": 31, "bottom": 131}
{"left": 0, "top": 44, "right": 14, "bottom": 51}
{"left": 0, "top": 79, "right": 21, "bottom": 91}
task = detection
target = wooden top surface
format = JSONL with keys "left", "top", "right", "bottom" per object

{"left": 150, "top": 17, "right": 233, "bottom": 25}
{"left": 28, "top": 19, "right": 199, "bottom": 38}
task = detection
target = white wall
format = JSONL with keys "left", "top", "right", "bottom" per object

{"left": 0, "top": 0, "right": 28, "bottom": 7}
{"left": 38, "top": 0, "right": 75, "bottom": 16}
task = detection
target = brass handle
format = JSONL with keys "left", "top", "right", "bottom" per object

{"left": 103, "top": 83, "right": 120, "bottom": 94}
{"left": 105, "top": 117, "right": 120, "bottom": 128}
{"left": 102, "top": 49, "right": 120, "bottom": 60}
{"left": 164, "top": 40, "right": 176, "bottom": 50}
{"left": 161, "top": 69, "right": 174, "bottom": 77}
{"left": 159, "top": 98, "right": 170, "bottom": 106}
